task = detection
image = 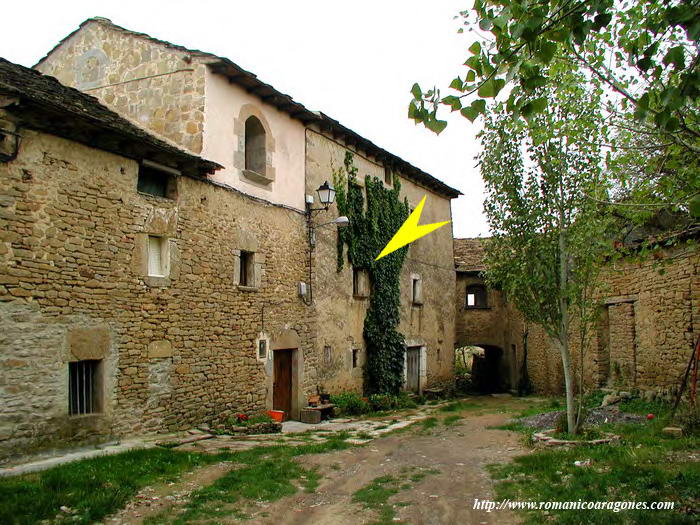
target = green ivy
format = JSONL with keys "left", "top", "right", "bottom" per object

{"left": 333, "top": 152, "right": 410, "bottom": 395}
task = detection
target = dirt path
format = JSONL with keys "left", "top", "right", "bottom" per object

{"left": 252, "top": 408, "right": 525, "bottom": 525}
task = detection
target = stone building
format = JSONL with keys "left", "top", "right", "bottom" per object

{"left": 0, "top": 18, "right": 458, "bottom": 460}
{"left": 454, "top": 235, "right": 700, "bottom": 397}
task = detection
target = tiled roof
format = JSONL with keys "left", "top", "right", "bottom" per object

{"left": 35, "top": 17, "right": 461, "bottom": 198}
{"left": 0, "top": 57, "right": 221, "bottom": 177}
{"left": 453, "top": 238, "right": 487, "bottom": 272}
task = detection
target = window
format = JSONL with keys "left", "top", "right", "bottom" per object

{"left": 137, "top": 162, "right": 177, "bottom": 199}
{"left": 258, "top": 339, "right": 267, "bottom": 360}
{"left": 384, "top": 165, "right": 392, "bottom": 186}
{"left": 411, "top": 276, "right": 423, "bottom": 305}
{"left": 69, "top": 360, "right": 100, "bottom": 415}
{"left": 353, "top": 268, "right": 369, "bottom": 298}
{"left": 352, "top": 348, "right": 359, "bottom": 368}
{"left": 466, "top": 284, "right": 488, "bottom": 308}
{"left": 324, "top": 345, "right": 332, "bottom": 366}
{"left": 244, "top": 116, "right": 266, "bottom": 175}
{"left": 148, "top": 236, "right": 168, "bottom": 277}
{"left": 239, "top": 250, "right": 254, "bottom": 286}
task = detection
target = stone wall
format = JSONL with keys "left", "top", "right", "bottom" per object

{"left": 35, "top": 19, "right": 206, "bottom": 154}
{"left": 455, "top": 239, "right": 699, "bottom": 396}
{"left": 305, "top": 129, "right": 456, "bottom": 394}
{"left": 0, "top": 128, "right": 315, "bottom": 462}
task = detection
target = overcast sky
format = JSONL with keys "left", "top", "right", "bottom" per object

{"left": 2, "top": 0, "right": 488, "bottom": 238}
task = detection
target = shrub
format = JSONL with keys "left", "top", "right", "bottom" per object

{"left": 676, "top": 402, "right": 700, "bottom": 436}
{"left": 331, "top": 392, "right": 371, "bottom": 416}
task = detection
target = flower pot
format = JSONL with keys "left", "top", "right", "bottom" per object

{"left": 267, "top": 410, "right": 285, "bottom": 423}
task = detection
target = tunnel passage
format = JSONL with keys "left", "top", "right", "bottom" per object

{"left": 471, "top": 345, "right": 507, "bottom": 393}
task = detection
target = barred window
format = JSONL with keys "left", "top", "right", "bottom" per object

{"left": 69, "top": 360, "right": 100, "bottom": 415}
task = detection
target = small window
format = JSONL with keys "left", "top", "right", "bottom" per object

{"left": 353, "top": 268, "right": 369, "bottom": 298}
{"left": 466, "top": 284, "right": 488, "bottom": 308}
{"left": 324, "top": 345, "right": 332, "bottom": 366}
{"left": 137, "top": 164, "right": 177, "bottom": 199}
{"left": 244, "top": 116, "right": 266, "bottom": 175}
{"left": 384, "top": 165, "right": 392, "bottom": 186}
{"left": 258, "top": 339, "right": 267, "bottom": 360}
{"left": 147, "top": 236, "right": 168, "bottom": 277}
{"left": 239, "top": 250, "right": 254, "bottom": 286}
{"left": 352, "top": 348, "right": 359, "bottom": 368}
{"left": 69, "top": 360, "right": 100, "bottom": 415}
{"left": 412, "top": 276, "right": 423, "bottom": 305}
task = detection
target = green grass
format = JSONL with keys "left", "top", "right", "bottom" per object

{"left": 420, "top": 417, "right": 438, "bottom": 432}
{"left": 353, "top": 467, "right": 439, "bottom": 525}
{"left": 153, "top": 432, "right": 352, "bottom": 523}
{"left": 443, "top": 414, "right": 462, "bottom": 426}
{"left": 0, "top": 448, "right": 218, "bottom": 525}
{"left": 489, "top": 405, "right": 700, "bottom": 524}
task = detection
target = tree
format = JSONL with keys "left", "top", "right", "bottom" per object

{"left": 409, "top": 1, "right": 700, "bottom": 213}
{"left": 479, "top": 73, "right": 612, "bottom": 433}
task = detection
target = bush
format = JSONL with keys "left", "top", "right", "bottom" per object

{"left": 330, "top": 392, "right": 371, "bottom": 416}
{"left": 676, "top": 402, "right": 700, "bottom": 435}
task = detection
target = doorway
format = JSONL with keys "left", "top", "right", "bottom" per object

{"left": 273, "top": 349, "right": 293, "bottom": 419}
{"left": 471, "top": 345, "right": 506, "bottom": 393}
{"left": 406, "top": 346, "right": 421, "bottom": 393}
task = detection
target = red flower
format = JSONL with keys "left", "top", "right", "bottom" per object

{"left": 237, "top": 413, "right": 249, "bottom": 422}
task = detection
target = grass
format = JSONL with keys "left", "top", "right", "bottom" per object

{"left": 420, "top": 417, "right": 438, "bottom": 432}
{"left": 443, "top": 414, "right": 462, "bottom": 426}
{"left": 489, "top": 398, "right": 700, "bottom": 524}
{"left": 148, "top": 431, "right": 352, "bottom": 523}
{"left": 0, "top": 448, "right": 217, "bottom": 525}
{"left": 353, "top": 467, "right": 439, "bottom": 525}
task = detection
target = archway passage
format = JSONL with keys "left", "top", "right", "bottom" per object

{"left": 471, "top": 345, "right": 506, "bottom": 393}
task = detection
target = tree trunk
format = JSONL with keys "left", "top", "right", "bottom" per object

{"left": 558, "top": 229, "right": 576, "bottom": 434}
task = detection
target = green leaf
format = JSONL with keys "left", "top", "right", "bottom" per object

{"left": 465, "top": 55, "right": 482, "bottom": 74}
{"left": 469, "top": 41, "right": 481, "bottom": 55}
{"left": 426, "top": 118, "right": 448, "bottom": 134}
{"left": 537, "top": 41, "right": 557, "bottom": 64}
{"left": 449, "top": 77, "right": 463, "bottom": 91}
{"left": 478, "top": 78, "right": 505, "bottom": 98}
{"left": 466, "top": 70, "right": 476, "bottom": 83}
{"left": 442, "top": 95, "right": 462, "bottom": 111}
{"left": 662, "top": 46, "right": 686, "bottom": 70}
{"left": 523, "top": 75, "right": 547, "bottom": 91}
{"left": 479, "top": 18, "right": 493, "bottom": 31}
{"left": 411, "top": 83, "right": 422, "bottom": 100}
{"left": 460, "top": 106, "right": 479, "bottom": 122}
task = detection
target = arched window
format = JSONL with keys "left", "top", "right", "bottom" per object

{"left": 466, "top": 284, "right": 488, "bottom": 308}
{"left": 244, "top": 116, "right": 266, "bottom": 175}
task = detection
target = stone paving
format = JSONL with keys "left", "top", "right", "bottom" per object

{"left": 0, "top": 404, "right": 443, "bottom": 477}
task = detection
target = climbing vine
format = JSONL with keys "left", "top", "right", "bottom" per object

{"left": 333, "top": 152, "right": 410, "bottom": 395}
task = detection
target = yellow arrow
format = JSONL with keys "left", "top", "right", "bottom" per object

{"left": 375, "top": 195, "right": 450, "bottom": 261}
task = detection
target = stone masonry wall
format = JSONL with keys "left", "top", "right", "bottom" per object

{"left": 35, "top": 19, "right": 206, "bottom": 154}
{"left": 455, "top": 241, "right": 698, "bottom": 396}
{"left": 0, "top": 128, "right": 315, "bottom": 462}
{"left": 305, "top": 129, "right": 456, "bottom": 394}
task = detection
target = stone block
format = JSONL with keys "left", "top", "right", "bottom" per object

{"left": 148, "top": 340, "right": 173, "bottom": 358}
{"left": 68, "top": 325, "right": 110, "bottom": 360}
{"left": 662, "top": 426, "right": 683, "bottom": 438}
{"left": 300, "top": 409, "right": 321, "bottom": 424}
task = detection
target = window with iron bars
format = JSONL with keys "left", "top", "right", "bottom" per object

{"left": 69, "top": 360, "right": 100, "bottom": 415}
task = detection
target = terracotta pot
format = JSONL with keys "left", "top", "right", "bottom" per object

{"left": 267, "top": 410, "right": 285, "bottom": 423}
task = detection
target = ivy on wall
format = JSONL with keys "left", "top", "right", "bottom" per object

{"left": 333, "top": 152, "right": 410, "bottom": 394}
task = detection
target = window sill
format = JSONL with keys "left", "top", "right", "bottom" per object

{"left": 242, "top": 169, "right": 273, "bottom": 186}
{"left": 412, "top": 301, "right": 423, "bottom": 307}
{"left": 137, "top": 191, "right": 176, "bottom": 203}
{"left": 353, "top": 294, "right": 369, "bottom": 300}
{"left": 464, "top": 306, "right": 491, "bottom": 310}
{"left": 237, "top": 285, "right": 259, "bottom": 292}
{"left": 144, "top": 275, "right": 171, "bottom": 287}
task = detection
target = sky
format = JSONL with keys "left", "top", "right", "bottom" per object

{"left": 2, "top": 0, "right": 489, "bottom": 238}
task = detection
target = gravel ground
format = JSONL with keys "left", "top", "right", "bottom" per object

{"left": 518, "top": 406, "right": 645, "bottom": 430}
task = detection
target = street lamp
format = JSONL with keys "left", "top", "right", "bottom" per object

{"left": 302, "top": 181, "right": 347, "bottom": 306}
{"left": 316, "top": 181, "right": 336, "bottom": 209}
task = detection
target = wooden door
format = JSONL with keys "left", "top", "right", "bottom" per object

{"left": 406, "top": 347, "right": 420, "bottom": 393}
{"left": 273, "top": 350, "right": 293, "bottom": 419}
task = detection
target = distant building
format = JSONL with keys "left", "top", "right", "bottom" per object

{"left": 454, "top": 235, "right": 699, "bottom": 397}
